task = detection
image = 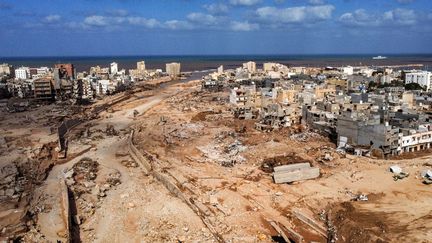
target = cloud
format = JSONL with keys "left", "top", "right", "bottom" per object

{"left": 164, "top": 20, "right": 194, "bottom": 30}
{"left": 256, "top": 5, "right": 335, "bottom": 24}
{"left": 230, "top": 0, "right": 261, "bottom": 6}
{"left": 82, "top": 15, "right": 160, "bottom": 28}
{"left": 203, "top": 3, "right": 229, "bottom": 15}
{"left": 42, "top": 14, "right": 61, "bottom": 24}
{"left": 339, "top": 8, "right": 417, "bottom": 27}
{"left": 187, "top": 12, "right": 220, "bottom": 26}
{"left": 230, "top": 21, "right": 259, "bottom": 31}
{"left": 83, "top": 15, "right": 108, "bottom": 26}
{"left": 127, "top": 17, "right": 160, "bottom": 28}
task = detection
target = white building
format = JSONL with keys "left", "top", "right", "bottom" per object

{"left": 96, "top": 79, "right": 111, "bottom": 95}
{"left": 399, "top": 124, "right": 432, "bottom": 153}
{"left": 37, "top": 67, "right": 50, "bottom": 75}
{"left": 166, "top": 62, "right": 181, "bottom": 77}
{"left": 15, "top": 67, "right": 29, "bottom": 80}
{"left": 110, "top": 62, "right": 118, "bottom": 75}
{"left": 380, "top": 75, "right": 392, "bottom": 84}
{"left": 342, "top": 66, "right": 354, "bottom": 75}
{"left": 243, "top": 61, "right": 256, "bottom": 73}
{"left": 217, "top": 65, "right": 224, "bottom": 74}
{"left": 405, "top": 71, "right": 431, "bottom": 91}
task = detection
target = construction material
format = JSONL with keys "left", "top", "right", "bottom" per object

{"left": 268, "top": 220, "right": 304, "bottom": 243}
{"left": 273, "top": 163, "right": 320, "bottom": 184}
{"left": 273, "top": 163, "right": 311, "bottom": 173}
{"left": 291, "top": 209, "right": 327, "bottom": 238}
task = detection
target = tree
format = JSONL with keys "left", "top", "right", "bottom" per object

{"left": 405, "top": 83, "right": 425, "bottom": 91}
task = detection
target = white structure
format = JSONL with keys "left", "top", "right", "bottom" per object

{"left": 405, "top": 71, "right": 431, "bottom": 91}
{"left": 166, "top": 62, "right": 181, "bottom": 77}
{"left": 380, "top": 75, "right": 392, "bottom": 84}
{"left": 342, "top": 66, "right": 354, "bottom": 75}
{"left": 96, "top": 79, "right": 111, "bottom": 95}
{"left": 110, "top": 62, "right": 118, "bottom": 75}
{"left": 243, "top": 61, "right": 256, "bottom": 73}
{"left": 15, "top": 67, "right": 29, "bottom": 80}
{"left": 399, "top": 124, "right": 432, "bottom": 153}
{"left": 217, "top": 65, "right": 224, "bottom": 74}
{"left": 137, "top": 61, "right": 146, "bottom": 72}
{"left": 37, "top": 67, "right": 50, "bottom": 75}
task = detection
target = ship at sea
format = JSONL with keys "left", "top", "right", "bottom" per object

{"left": 373, "top": 55, "right": 388, "bottom": 60}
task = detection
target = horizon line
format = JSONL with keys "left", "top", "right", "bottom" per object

{"left": 2, "top": 53, "right": 432, "bottom": 59}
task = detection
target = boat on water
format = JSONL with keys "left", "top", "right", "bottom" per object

{"left": 373, "top": 55, "right": 388, "bottom": 60}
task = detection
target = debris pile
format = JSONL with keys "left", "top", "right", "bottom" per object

{"left": 290, "top": 131, "right": 323, "bottom": 142}
{"left": 421, "top": 170, "right": 432, "bottom": 184}
{"left": 389, "top": 165, "right": 409, "bottom": 181}
{"left": 197, "top": 133, "right": 247, "bottom": 167}
{"left": 64, "top": 157, "right": 122, "bottom": 224}
{"left": 105, "top": 124, "right": 119, "bottom": 136}
{"left": 121, "top": 159, "right": 139, "bottom": 168}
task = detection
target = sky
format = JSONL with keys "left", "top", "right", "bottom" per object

{"left": 0, "top": 0, "right": 432, "bottom": 56}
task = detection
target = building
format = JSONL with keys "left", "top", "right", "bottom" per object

{"left": 243, "top": 61, "right": 256, "bottom": 73}
{"left": 399, "top": 124, "right": 432, "bottom": 153}
{"left": 54, "top": 63, "right": 75, "bottom": 79}
{"left": 0, "top": 63, "right": 13, "bottom": 76}
{"left": 110, "top": 62, "right": 118, "bottom": 75}
{"left": 342, "top": 66, "right": 354, "bottom": 75}
{"left": 166, "top": 62, "right": 181, "bottom": 77}
{"left": 405, "top": 71, "right": 431, "bottom": 91}
{"left": 15, "top": 67, "right": 30, "bottom": 80}
{"left": 217, "top": 65, "right": 224, "bottom": 74}
{"left": 34, "top": 78, "right": 55, "bottom": 100}
{"left": 263, "top": 63, "right": 277, "bottom": 72}
{"left": 337, "top": 111, "right": 400, "bottom": 156}
{"left": 137, "top": 61, "right": 146, "bottom": 73}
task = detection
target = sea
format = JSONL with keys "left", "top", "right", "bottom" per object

{"left": 1, "top": 54, "right": 432, "bottom": 72}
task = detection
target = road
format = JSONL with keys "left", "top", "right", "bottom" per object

{"left": 34, "top": 79, "right": 212, "bottom": 242}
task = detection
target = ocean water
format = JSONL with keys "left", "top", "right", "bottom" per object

{"left": 1, "top": 54, "right": 432, "bottom": 72}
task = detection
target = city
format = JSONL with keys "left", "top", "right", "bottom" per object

{"left": 1, "top": 0, "right": 432, "bottom": 242}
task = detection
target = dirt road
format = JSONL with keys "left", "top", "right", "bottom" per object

{"left": 31, "top": 80, "right": 214, "bottom": 242}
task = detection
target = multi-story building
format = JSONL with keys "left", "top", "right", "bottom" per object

{"left": 0, "top": 63, "right": 13, "bottom": 76}
{"left": 137, "top": 61, "right": 145, "bottom": 73}
{"left": 54, "top": 63, "right": 75, "bottom": 79}
{"left": 243, "top": 61, "right": 256, "bottom": 73}
{"left": 166, "top": 62, "right": 181, "bottom": 77}
{"left": 110, "top": 62, "right": 118, "bottom": 75}
{"left": 15, "top": 67, "right": 30, "bottom": 80}
{"left": 405, "top": 70, "right": 431, "bottom": 91}
{"left": 34, "top": 78, "right": 55, "bottom": 100}
{"left": 337, "top": 111, "right": 400, "bottom": 156}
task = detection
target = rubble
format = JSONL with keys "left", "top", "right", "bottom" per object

{"left": 421, "top": 170, "right": 432, "bottom": 184}
{"left": 389, "top": 165, "right": 409, "bottom": 181}
{"left": 105, "top": 124, "right": 119, "bottom": 136}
